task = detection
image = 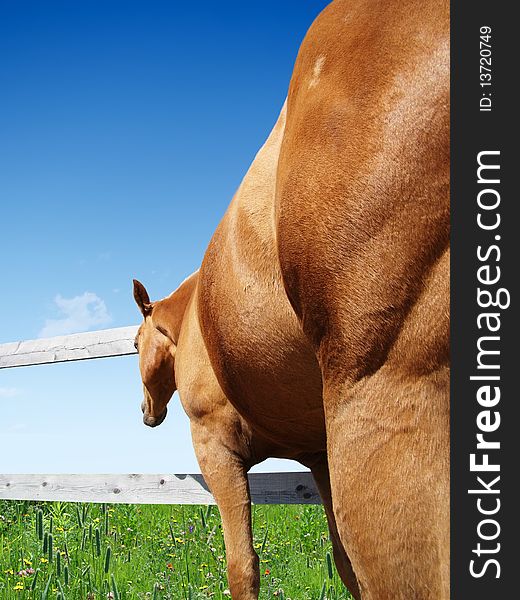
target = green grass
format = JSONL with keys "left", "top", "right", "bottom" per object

{"left": 0, "top": 500, "right": 352, "bottom": 599}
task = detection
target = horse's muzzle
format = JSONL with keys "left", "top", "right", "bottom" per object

{"left": 143, "top": 406, "right": 168, "bottom": 428}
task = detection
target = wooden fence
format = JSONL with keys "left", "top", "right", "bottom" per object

{"left": 0, "top": 328, "right": 319, "bottom": 505}
{"left": 0, "top": 326, "right": 138, "bottom": 369}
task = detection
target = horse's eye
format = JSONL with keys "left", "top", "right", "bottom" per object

{"left": 134, "top": 340, "right": 139, "bottom": 351}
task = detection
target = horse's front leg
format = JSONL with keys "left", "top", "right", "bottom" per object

{"left": 191, "top": 420, "right": 259, "bottom": 600}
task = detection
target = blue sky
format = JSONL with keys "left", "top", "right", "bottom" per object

{"left": 0, "top": 1, "right": 328, "bottom": 473}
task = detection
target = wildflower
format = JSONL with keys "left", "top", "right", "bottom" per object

{"left": 188, "top": 525, "right": 194, "bottom": 533}
{"left": 174, "top": 537, "right": 184, "bottom": 544}
{"left": 166, "top": 563, "right": 174, "bottom": 570}
{"left": 4, "top": 569, "right": 14, "bottom": 575}
{"left": 264, "top": 568, "right": 271, "bottom": 575}
{"left": 17, "top": 569, "right": 33, "bottom": 577}
{"left": 13, "top": 582, "right": 24, "bottom": 591}
{"left": 40, "top": 558, "right": 49, "bottom": 564}
{"left": 223, "top": 590, "right": 231, "bottom": 596}
{"left": 23, "top": 558, "right": 32, "bottom": 566}
{"left": 107, "top": 593, "right": 115, "bottom": 599}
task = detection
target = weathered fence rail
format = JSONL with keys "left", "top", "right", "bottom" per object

{"left": 0, "top": 328, "right": 319, "bottom": 505}
{"left": 0, "top": 473, "right": 319, "bottom": 504}
{"left": 0, "top": 326, "right": 138, "bottom": 369}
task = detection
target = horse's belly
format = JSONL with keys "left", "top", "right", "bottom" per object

{"left": 199, "top": 257, "right": 325, "bottom": 450}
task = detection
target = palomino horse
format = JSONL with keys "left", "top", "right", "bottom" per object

{"left": 197, "top": 0, "right": 449, "bottom": 599}
{"left": 133, "top": 272, "right": 360, "bottom": 599}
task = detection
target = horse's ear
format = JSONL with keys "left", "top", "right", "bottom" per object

{"left": 133, "top": 279, "right": 153, "bottom": 316}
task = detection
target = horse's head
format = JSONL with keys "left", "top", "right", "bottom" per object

{"left": 133, "top": 279, "right": 177, "bottom": 427}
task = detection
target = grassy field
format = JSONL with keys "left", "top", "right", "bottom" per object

{"left": 0, "top": 500, "right": 352, "bottom": 600}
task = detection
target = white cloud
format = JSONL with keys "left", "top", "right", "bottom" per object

{"left": 39, "top": 292, "right": 112, "bottom": 337}
{"left": 0, "top": 387, "right": 21, "bottom": 398}
{"left": 7, "top": 423, "right": 27, "bottom": 433}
